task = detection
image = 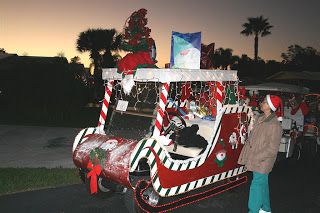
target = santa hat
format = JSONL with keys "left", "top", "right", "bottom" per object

{"left": 266, "top": 94, "right": 283, "bottom": 121}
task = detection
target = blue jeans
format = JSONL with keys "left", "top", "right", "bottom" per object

{"left": 248, "top": 172, "right": 271, "bottom": 213}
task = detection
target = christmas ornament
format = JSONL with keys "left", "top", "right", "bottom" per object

{"left": 225, "top": 85, "right": 237, "bottom": 104}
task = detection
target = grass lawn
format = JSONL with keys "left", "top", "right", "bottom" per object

{"left": 0, "top": 168, "right": 82, "bottom": 195}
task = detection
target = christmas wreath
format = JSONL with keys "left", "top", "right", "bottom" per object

{"left": 86, "top": 147, "right": 107, "bottom": 194}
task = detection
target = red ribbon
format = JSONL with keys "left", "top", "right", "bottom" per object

{"left": 87, "top": 161, "right": 101, "bottom": 194}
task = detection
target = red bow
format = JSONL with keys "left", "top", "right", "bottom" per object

{"left": 87, "top": 161, "right": 101, "bottom": 194}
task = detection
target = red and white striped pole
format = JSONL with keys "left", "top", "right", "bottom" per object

{"left": 97, "top": 81, "right": 114, "bottom": 132}
{"left": 215, "top": 81, "right": 224, "bottom": 114}
{"left": 153, "top": 82, "right": 170, "bottom": 137}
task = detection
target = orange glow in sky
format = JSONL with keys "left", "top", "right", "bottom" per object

{"left": 1, "top": 0, "right": 319, "bottom": 68}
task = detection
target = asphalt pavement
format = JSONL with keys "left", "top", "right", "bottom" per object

{"left": 0, "top": 125, "right": 80, "bottom": 168}
{"left": 0, "top": 157, "right": 319, "bottom": 213}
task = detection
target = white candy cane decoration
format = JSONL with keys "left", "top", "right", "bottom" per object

{"left": 153, "top": 82, "right": 170, "bottom": 137}
{"left": 97, "top": 81, "right": 114, "bottom": 132}
{"left": 215, "top": 81, "right": 224, "bottom": 113}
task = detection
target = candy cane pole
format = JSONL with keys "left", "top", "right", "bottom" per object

{"left": 97, "top": 81, "right": 114, "bottom": 132}
{"left": 153, "top": 82, "right": 170, "bottom": 137}
{"left": 215, "top": 81, "right": 224, "bottom": 113}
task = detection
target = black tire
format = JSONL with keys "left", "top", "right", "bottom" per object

{"left": 79, "top": 169, "right": 127, "bottom": 197}
{"left": 84, "top": 176, "right": 110, "bottom": 198}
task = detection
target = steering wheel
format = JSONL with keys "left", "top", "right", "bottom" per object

{"left": 162, "top": 111, "right": 187, "bottom": 136}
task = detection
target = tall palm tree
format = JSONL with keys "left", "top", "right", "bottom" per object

{"left": 241, "top": 16, "right": 273, "bottom": 61}
{"left": 76, "top": 28, "right": 122, "bottom": 99}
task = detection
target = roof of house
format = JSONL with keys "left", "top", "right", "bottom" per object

{"left": 267, "top": 71, "right": 320, "bottom": 81}
{"left": 245, "top": 82, "right": 310, "bottom": 94}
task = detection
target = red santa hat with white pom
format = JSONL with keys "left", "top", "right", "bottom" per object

{"left": 266, "top": 94, "right": 283, "bottom": 121}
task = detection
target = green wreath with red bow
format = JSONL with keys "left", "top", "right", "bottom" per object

{"left": 87, "top": 147, "right": 107, "bottom": 194}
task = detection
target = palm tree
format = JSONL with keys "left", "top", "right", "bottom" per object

{"left": 76, "top": 28, "right": 122, "bottom": 99}
{"left": 241, "top": 16, "right": 273, "bottom": 61}
{"left": 101, "top": 29, "right": 122, "bottom": 68}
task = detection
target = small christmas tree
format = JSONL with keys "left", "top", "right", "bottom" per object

{"left": 117, "top": 8, "right": 157, "bottom": 73}
{"left": 122, "top": 9, "right": 153, "bottom": 54}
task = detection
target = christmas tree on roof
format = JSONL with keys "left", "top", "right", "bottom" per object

{"left": 118, "top": 8, "right": 157, "bottom": 73}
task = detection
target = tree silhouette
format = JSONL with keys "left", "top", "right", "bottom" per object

{"left": 101, "top": 29, "right": 122, "bottom": 68}
{"left": 241, "top": 15, "right": 273, "bottom": 61}
{"left": 76, "top": 28, "right": 122, "bottom": 100}
{"left": 70, "top": 56, "right": 81, "bottom": 64}
{"left": 57, "top": 51, "right": 65, "bottom": 58}
{"left": 0, "top": 48, "right": 6, "bottom": 53}
{"left": 211, "top": 48, "right": 238, "bottom": 69}
{"left": 281, "top": 44, "right": 320, "bottom": 71}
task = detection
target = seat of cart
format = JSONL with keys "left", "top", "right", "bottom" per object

{"left": 164, "top": 117, "right": 215, "bottom": 158}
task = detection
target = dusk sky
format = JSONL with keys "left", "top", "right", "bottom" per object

{"left": 1, "top": 0, "right": 320, "bottom": 68}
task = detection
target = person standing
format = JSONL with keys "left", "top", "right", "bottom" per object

{"left": 238, "top": 95, "right": 283, "bottom": 213}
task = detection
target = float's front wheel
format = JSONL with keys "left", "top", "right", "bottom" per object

{"left": 80, "top": 169, "right": 127, "bottom": 197}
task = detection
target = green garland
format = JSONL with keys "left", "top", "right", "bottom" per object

{"left": 89, "top": 147, "right": 106, "bottom": 166}
{"left": 121, "top": 38, "right": 150, "bottom": 53}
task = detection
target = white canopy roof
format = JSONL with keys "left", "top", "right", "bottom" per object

{"left": 102, "top": 68, "right": 238, "bottom": 82}
{"left": 245, "top": 82, "right": 309, "bottom": 94}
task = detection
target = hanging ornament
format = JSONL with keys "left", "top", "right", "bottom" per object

{"left": 237, "top": 86, "right": 246, "bottom": 100}
{"left": 225, "top": 85, "right": 237, "bottom": 104}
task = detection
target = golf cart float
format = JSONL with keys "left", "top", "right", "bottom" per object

{"left": 245, "top": 82, "right": 310, "bottom": 160}
{"left": 72, "top": 68, "right": 253, "bottom": 212}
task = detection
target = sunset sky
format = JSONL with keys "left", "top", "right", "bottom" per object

{"left": 1, "top": 0, "right": 320, "bottom": 68}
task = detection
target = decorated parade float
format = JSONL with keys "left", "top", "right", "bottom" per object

{"left": 72, "top": 9, "right": 254, "bottom": 212}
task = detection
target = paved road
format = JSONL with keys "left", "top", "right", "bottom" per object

{"left": 1, "top": 158, "right": 319, "bottom": 213}
{"left": 0, "top": 125, "right": 80, "bottom": 168}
